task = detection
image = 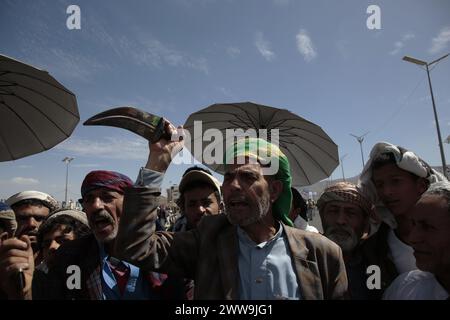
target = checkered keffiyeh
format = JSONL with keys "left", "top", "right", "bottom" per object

{"left": 317, "top": 182, "right": 373, "bottom": 217}
{"left": 81, "top": 170, "right": 133, "bottom": 198}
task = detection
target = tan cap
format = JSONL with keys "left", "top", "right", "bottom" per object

{"left": 179, "top": 168, "right": 222, "bottom": 197}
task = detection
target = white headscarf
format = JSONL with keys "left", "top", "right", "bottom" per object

{"left": 358, "top": 142, "right": 447, "bottom": 230}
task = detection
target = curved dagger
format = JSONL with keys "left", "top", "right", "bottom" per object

{"left": 83, "top": 106, "right": 171, "bottom": 143}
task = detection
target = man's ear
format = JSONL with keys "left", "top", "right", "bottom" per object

{"left": 269, "top": 180, "right": 283, "bottom": 203}
{"left": 0, "top": 231, "right": 9, "bottom": 244}
{"left": 417, "top": 177, "right": 428, "bottom": 194}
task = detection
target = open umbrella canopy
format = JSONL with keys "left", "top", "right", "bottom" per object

{"left": 184, "top": 102, "right": 339, "bottom": 187}
{"left": 0, "top": 54, "right": 79, "bottom": 161}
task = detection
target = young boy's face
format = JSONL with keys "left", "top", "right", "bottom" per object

{"left": 372, "top": 163, "right": 427, "bottom": 217}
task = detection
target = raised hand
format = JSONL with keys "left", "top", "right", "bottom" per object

{"left": 145, "top": 119, "right": 184, "bottom": 173}
{"left": 0, "top": 235, "right": 34, "bottom": 299}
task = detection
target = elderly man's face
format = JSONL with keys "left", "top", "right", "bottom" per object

{"left": 82, "top": 188, "right": 123, "bottom": 243}
{"left": 321, "top": 201, "right": 368, "bottom": 254}
{"left": 408, "top": 195, "right": 450, "bottom": 276}
{"left": 222, "top": 162, "right": 273, "bottom": 227}
{"left": 14, "top": 204, "right": 50, "bottom": 250}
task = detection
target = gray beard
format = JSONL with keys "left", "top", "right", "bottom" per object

{"left": 325, "top": 226, "right": 359, "bottom": 254}
{"left": 225, "top": 192, "right": 271, "bottom": 227}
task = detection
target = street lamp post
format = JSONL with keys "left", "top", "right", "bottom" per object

{"left": 62, "top": 157, "right": 74, "bottom": 207}
{"left": 350, "top": 132, "right": 369, "bottom": 169}
{"left": 445, "top": 135, "right": 450, "bottom": 176}
{"left": 340, "top": 154, "right": 348, "bottom": 181}
{"left": 403, "top": 53, "right": 449, "bottom": 179}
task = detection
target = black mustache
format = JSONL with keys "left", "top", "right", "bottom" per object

{"left": 90, "top": 210, "right": 114, "bottom": 223}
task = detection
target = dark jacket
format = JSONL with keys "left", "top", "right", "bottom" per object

{"left": 359, "top": 222, "right": 399, "bottom": 299}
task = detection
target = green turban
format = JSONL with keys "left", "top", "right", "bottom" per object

{"left": 224, "top": 137, "right": 294, "bottom": 227}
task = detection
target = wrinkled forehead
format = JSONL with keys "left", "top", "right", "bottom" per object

{"left": 14, "top": 203, "right": 50, "bottom": 216}
{"left": 84, "top": 187, "right": 122, "bottom": 197}
{"left": 225, "top": 158, "right": 263, "bottom": 174}
{"left": 415, "top": 194, "right": 448, "bottom": 214}
{"left": 324, "top": 200, "right": 365, "bottom": 213}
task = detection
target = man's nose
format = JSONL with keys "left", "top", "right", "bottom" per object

{"left": 381, "top": 184, "right": 395, "bottom": 198}
{"left": 24, "top": 216, "right": 38, "bottom": 229}
{"left": 336, "top": 211, "right": 348, "bottom": 225}
{"left": 90, "top": 196, "right": 105, "bottom": 210}
{"left": 196, "top": 205, "right": 207, "bottom": 215}
{"left": 48, "top": 239, "right": 60, "bottom": 252}
{"left": 229, "top": 176, "right": 242, "bottom": 190}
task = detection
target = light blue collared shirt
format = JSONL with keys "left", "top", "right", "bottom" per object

{"left": 237, "top": 223, "right": 301, "bottom": 300}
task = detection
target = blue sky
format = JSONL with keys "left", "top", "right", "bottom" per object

{"left": 1, "top": 0, "right": 450, "bottom": 202}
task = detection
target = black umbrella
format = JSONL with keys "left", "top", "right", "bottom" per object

{"left": 0, "top": 54, "right": 79, "bottom": 161}
{"left": 184, "top": 102, "right": 339, "bottom": 186}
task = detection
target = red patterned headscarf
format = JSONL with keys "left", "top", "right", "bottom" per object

{"left": 81, "top": 170, "right": 133, "bottom": 198}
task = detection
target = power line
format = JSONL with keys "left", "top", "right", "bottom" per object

{"left": 371, "top": 75, "right": 426, "bottom": 137}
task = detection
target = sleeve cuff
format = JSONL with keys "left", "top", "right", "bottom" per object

{"left": 135, "top": 167, "right": 164, "bottom": 188}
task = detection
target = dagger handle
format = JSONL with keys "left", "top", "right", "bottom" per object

{"left": 151, "top": 117, "right": 173, "bottom": 143}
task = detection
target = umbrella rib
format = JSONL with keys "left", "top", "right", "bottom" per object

{"left": 227, "top": 103, "right": 260, "bottom": 128}
{"left": 251, "top": 111, "right": 338, "bottom": 147}
{"left": 184, "top": 113, "right": 255, "bottom": 129}
{"left": 282, "top": 136, "right": 338, "bottom": 161}
{"left": 7, "top": 82, "right": 78, "bottom": 118}
{"left": 189, "top": 124, "right": 253, "bottom": 143}
{"left": 279, "top": 126, "right": 338, "bottom": 148}
{"left": 6, "top": 93, "right": 74, "bottom": 137}
{"left": 269, "top": 117, "right": 309, "bottom": 128}
{"left": 0, "top": 71, "right": 74, "bottom": 96}
{"left": 0, "top": 100, "right": 48, "bottom": 149}
{"left": 281, "top": 129, "right": 334, "bottom": 145}
{"left": 264, "top": 108, "right": 282, "bottom": 128}
{"left": 0, "top": 123, "right": 16, "bottom": 160}
{"left": 281, "top": 140, "right": 333, "bottom": 178}
{"left": 189, "top": 104, "right": 259, "bottom": 127}
{"left": 281, "top": 145, "right": 312, "bottom": 185}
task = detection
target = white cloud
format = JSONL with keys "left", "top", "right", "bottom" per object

{"left": 90, "top": 23, "right": 209, "bottom": 75}
{"left": 10, "top": 177, "right": 39, "bottom": 185}
{"left": 226, "top": 46, "right": 241, "bottom": 58}
{"left": 389, "top": 33, "right": 415, "bottom": 55}
{"left": 18, "top": 44, "right": 109, "bottom": 83}
{"left": 255, "top": 32, "right": 275, "bottom": 61}
{"left": 429, "top": 26, "right": 450, "bottom": 54}
{"left": 296, "top": 29, "right": 317, "bottom": 62}
{"left": 216, "top": 86, "right": 235, "bottom": 99}
{"left": 123, "top": 36, "right": 209, "bottom": 74}
{"left": 56, "top": 137, "right": 148, "bottom": 160}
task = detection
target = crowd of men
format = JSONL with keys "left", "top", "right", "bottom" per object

{"left": 0, "top": 120, "right": 449, "bottom": 300}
